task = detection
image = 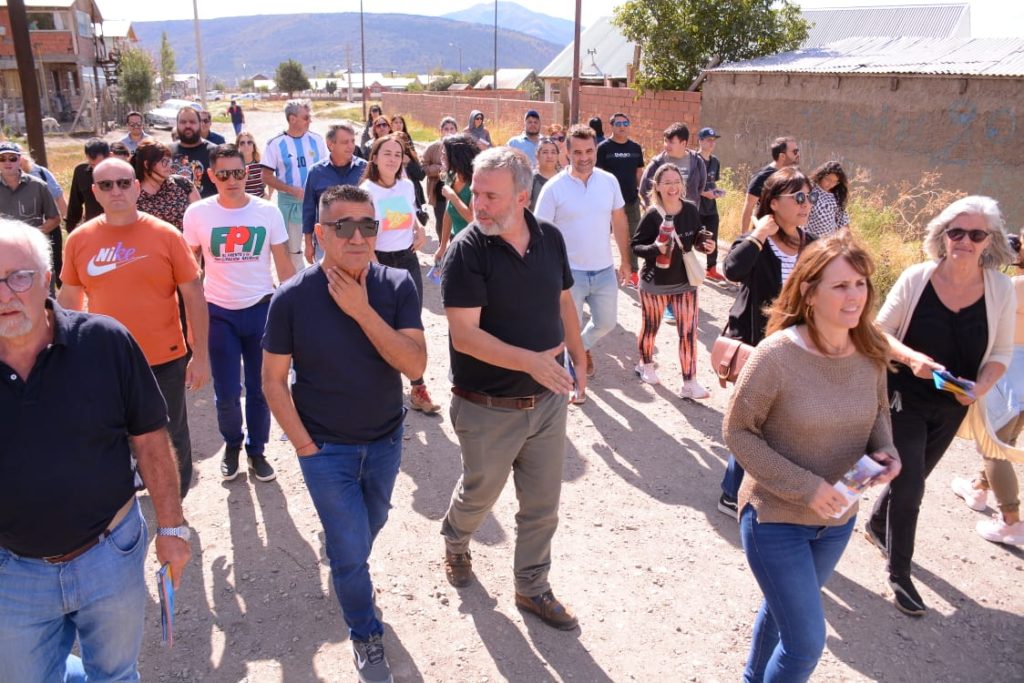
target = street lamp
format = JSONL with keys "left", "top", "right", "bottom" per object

{"left": 449, "top": 42, "right": 463, "bottom": 73}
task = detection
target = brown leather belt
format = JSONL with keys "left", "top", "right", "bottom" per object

{"left": 39, "top": 497, "right": 136, "bottom": 564}
{"left": 451, "top": 386, "right": 546, "bottom": 410}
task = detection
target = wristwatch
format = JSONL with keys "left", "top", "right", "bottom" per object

{"left": 157, "top": 525, "right": 192, "bottom": 542}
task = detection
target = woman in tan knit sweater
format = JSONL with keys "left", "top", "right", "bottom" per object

{"left": 724, "top": 234, "right": 901, "bottom": 683}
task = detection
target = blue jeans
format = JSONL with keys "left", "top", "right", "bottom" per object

{"left": 722, "top": 456, "right": 746, "bottom": 500}
{"left": 209, "top": 300, "right": 271, "bottom": 456}
{"left": 297, "top": 423, "right": 404, "bottom": 641}
{"left": 233, "top": 122, "right": 243, "bottom": 136}
{"left": 0, "top": 499, "right": 148, "bottom": 682}
{"left": 570, "top": 266, "right": 619, "bottom": 350}
{"left": 740, "top": 506, "right": 855, "bottom": 683}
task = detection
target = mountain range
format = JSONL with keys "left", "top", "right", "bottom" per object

{"left": 131, "top": 11, "right": 565, "bottom": 83}
{"left": 441, "top": 2, "right": 577, "bottom": 47}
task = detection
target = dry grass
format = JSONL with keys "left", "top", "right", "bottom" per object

{"left": 715, "top": 168, "right": 962, "bottom": 297}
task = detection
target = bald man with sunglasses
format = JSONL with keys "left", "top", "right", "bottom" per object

{"left": 263, "top": 184, "right": 426, "bottom": 683}
{"left": 59, "top": 158, "right": 209, "bottom": 500}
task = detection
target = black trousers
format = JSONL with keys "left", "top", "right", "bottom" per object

{"left": 375, "top": 247, "right": 423, "bottom": 308}
{"left": 152, "top": 356, "right": 193, "bottom": 500}
{"left": 869, "top": 393, "right": 967, "bottom": 578}
{"left": 700, "top": 212, "right": 720, "bottom": 269}
{"left": 48, "top": 228, "right": 63, "bottom": 292}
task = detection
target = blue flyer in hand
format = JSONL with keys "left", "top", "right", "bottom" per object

{"left": 932, "top": 369, "right": 976, "bottom": 401}
{"left": 157, "top": 563, "right": 175, "bottom": 647}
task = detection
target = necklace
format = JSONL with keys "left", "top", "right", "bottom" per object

{"left": 816, "top": 332, "right": 852, "bottom": 356}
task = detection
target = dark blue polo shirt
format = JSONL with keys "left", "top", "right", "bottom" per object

{"left": 301, "top": 156, "right": 369, "bottom": 235}
{"left": 441, "top": 212, "right": 574, "bottom": 397}
{"left": 262, "top": 262, "right": 422, "bottom": 444}
{"left": 0, "top": 301, "right": 167, "bottom": 557}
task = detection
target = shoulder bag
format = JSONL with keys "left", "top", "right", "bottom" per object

{"left": 710, "top": 336, "right": 754, "bottom": 388}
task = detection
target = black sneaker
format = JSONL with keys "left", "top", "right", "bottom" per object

{"left": 247, "top": 455, "right": 276, "bottom": 482}
{"left": 352, "top": 633, "right": 393, "bottom": 683}
{"left": 864, "top": 523, "right": 888, "bottom": 557}
{"left": 221, "top": 446, "right": 241, "bottom": 481}
{"left": 718, "top": 492, "right": 738, "bottom": 518}
{"left": 889, "top": 575, "right": 926, "bottom": 617}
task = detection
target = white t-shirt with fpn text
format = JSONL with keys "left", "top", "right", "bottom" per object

{"left": 534, "top": 167, "right": 625, "bottom": 271}
{"left": 182, "top": 195, "right": 288, "bottom": 309}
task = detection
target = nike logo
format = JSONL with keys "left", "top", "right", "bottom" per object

{"left": 87, "top": 254, "right": 148, "bottom": 276}
{"left": 354, "top": 651, "right": 367, "bottom": 669}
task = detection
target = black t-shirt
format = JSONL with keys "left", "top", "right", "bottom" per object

{"left": 699, "top": 155, "right": 721, "bottom": 216}
{"left": 262, "top": 263, "right": 423, "bottom": 444}
{"left": 596, "top": 138, "right": 644, "bottom": 203}
{"left": 890, "top": 282, "right": 988, "bottom": 404}
{"left": 206, "top": 131, "right": 226, "bottom": 145}
{"left": 441, "top": 213, "right": 574, "bottom": 396}
{"left": 747, "top": 163, "right": 777, "bottom": 200}
{"left": 0, "top": 301, "right": 168, "bottom": 557}
{"left": 169, "top": 140, "right": 218, "bottom": 198}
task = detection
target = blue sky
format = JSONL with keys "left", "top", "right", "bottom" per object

{"left": 95, "top": 0, "right": 1023, "bottom": 38}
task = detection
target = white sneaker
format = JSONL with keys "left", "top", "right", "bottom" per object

{"left": 976, "top": 514, "right": 1024, "bottom": 545}
{"left": 951, "top": 477, "right": 988, "bottom": 511}
{"left": 680, "top": 379, "right": 710, "bottom": 400}
{"left": 634, "top": 362, "right": 660, "bottom": 385}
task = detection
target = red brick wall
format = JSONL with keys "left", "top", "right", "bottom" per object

{"left": 382, "top": 92, "right": 561, "bottom": 132}
{"left": 0, "top": 12, "right": 75, "bottom": 58}
{"left": 578, "top": 86, "right": 702, "bottom": 156}
{"left": 443, "top": 89, "right": 532, "bottom": 100}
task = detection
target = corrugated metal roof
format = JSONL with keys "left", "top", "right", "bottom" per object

{"left": 803, "top": 3, "right": 969, "bottom": 47}
{"left": 712, "top": 37, "right": 1024, "bottom": 77}
{"left": 539, "top": 16, "right": 635, "bottom": 80}
{"left": 474, "top": 68, "right": 536, "bottom": 90}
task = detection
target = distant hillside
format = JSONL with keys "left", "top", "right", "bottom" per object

{"left": 443, "top": 1, "right": 576, "bottom": 46}
{"left": 132, "top": 13, "right": 561, "bottom": 83}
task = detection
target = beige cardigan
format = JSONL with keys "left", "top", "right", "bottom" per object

{"left": 876, "top": 259, "right": 1018, "bottom": 461}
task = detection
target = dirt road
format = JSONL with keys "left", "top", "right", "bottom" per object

{"left": 119, "top": 112, "right": 1024, "bottom": 681}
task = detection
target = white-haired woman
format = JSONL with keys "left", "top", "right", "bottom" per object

{"left": 866, "top": 195, "right": 1016, "bottom": 617}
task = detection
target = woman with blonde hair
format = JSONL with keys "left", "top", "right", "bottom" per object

{"left": 725, "top": 233, "right": 900, "bottom": 682}
{"left": 867, "top": 195, "right": 1015, "bottom": 616}
{"left": 236, "top": 131, "right": 269, "bottom": 198}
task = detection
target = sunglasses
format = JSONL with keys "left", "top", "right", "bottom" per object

{"left": 214, "top": 169, "right": 247, "bottom": 181}
{"left": 778, "top": 191, "right": 817, "bottom": 206}
{"left": 238, "top": 140, "right": 254, "bottom": 145}
{"left": 323, "top": 218, "right": 379, "bottom": 239}
{"left": 0, "top": 269, "right": 35, "bottom": 293}
{"left": 127, "top": 122, "right": 143, "bottom": 128}
{"left": 200, "top": 118, "right": 212, "bottom": 124}
{"left": 552, "top": 135, "right": 565, "bottom": 142}
{"left": 0, "top": 154, "right": 20, "bottom": 162}
{"left": 946, "top": 227, "right": 990, "bottom": 243}
{"left": 374, "top": 121, "right": 390, "bottom": 129}
{"left": 612, "top": 121, "right": 630, "bottom": 127}
{"left": 95, "top": 178, "right": 134, "bottom": 191}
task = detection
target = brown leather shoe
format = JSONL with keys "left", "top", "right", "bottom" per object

{"left": 585, "top": 350, "right": 595, "bottom": 378}
{"left": 515, "top": 590, "right": 578, "bottom": 630}
{"left": 444, "top": 549, "right": 473, "bottom": 588}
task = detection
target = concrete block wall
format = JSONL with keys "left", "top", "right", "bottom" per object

{"left": 382, "top": 92, "right": 561, "bottom": 132}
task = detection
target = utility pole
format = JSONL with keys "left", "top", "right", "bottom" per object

{"left": 493, "top": 0, "right": 498, "bottom": 87}
{"left": 570, "top": 0, "right": 581, "bottom": 124}
{"left": 8, "top": 0, "right": 47, "bottom": 166}
{"left": 360, "top": 0, "right": 367, "bottom": 120}
{"left": 192, "top": 0, "right": 206, "bottom": 108}
{"left": 346, "top": 45, "right": 353, "bottom": 103}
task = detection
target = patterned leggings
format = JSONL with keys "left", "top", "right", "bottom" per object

{"left": 638, "top": 289, "right": 699, "bottom": 379}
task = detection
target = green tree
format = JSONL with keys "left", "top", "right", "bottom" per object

{"left": 325, "top": 80, "right": 337, "bottom": 95}
{"left": 159, "top": 32, "right": 175, "bottom": 94}
{"left": 275, "top": 59, "right": 310, "bottom": 97}
{"left": 613, "top": 0, "right": 809, "bottom": 91}
{"left": 117, "top": 46, "right": 154, "bottom": 110}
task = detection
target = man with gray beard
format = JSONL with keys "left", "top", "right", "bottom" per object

{"left": 438, "top": 147, "right": 586, "bottom": 631}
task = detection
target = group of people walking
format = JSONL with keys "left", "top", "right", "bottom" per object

{"left": 0, "top": 98, "right": 1019, "bottom": 683}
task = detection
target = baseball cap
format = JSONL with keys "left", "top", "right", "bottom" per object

{"left": 698, "top": 127, "right": 721, "bottom": 139}
{"left": 524, "top": 109, "right": 540, "bottom": 120}
{"left": 0, "top": 141, "right": 22, "bottom": 156}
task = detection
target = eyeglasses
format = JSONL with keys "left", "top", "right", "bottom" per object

{"left": 612, "top": 121, "right": 630, "bottom": 127}
{"left": 127, "top": 122, "right": 143, "bottom": 128}
{"left": 0, "top": 269, "right": 35, "bottom": 293}
{"left": 552, "top": 135, "right": 565, "bottom": 142}
{"left": 658, "top": 179, "right": 682, "bottom": 187}
{"left": 156, "top": 157, "right": 172, "bottom": 167}
{"left": 323, "top": 218, "right": 379, "bottom": 239}
{"left": 0, "top": 154, "right": 19, "bottom": 163}
{"left": 95, "top": 178, "right": 134, "bottom": 191}
{"left": 778, "top": 191, "right": 816, "bottom": 206}
{"left": 946, "top": 227, "right": 990, "bottom": 243}
{"left": 214, "top": 169, "right": 247, "bottom": 181}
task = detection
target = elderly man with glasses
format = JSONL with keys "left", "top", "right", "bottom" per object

{"left": 262, "top": 98, "right": 328, "bottom": 271}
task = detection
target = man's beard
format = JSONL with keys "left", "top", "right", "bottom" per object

{"left": 477, "top": 210, "right": 515, "bottom": 236}
{"left": 178, "top": 128, "right": 200, "bottom": 145}
{"left": 0, "top": 304, "right": 31, "bottom": 338}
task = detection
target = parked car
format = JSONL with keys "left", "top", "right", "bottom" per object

{"left": 145, "top": 99, "right": 202, "bottom": 129}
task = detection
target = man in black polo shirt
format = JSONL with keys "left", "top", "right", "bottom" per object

{"left": 596, "top": 112, "right": 644, "bottom": 286}
{"left": 0, "top": 219, "right": 191, "bottom": 681}
{"left": 739, "top": 135, "right": 800, "bottom": 233}
{"left": 440, "top": 147, "right": 586, "bottom": 631}
{"left": 65, "top": 137, "right": 109, "bottom": 232}
{"left": 263, "top": 185, "right": 426, "bottom": 683}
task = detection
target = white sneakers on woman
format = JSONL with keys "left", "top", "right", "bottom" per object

{"left": 680, "top": 379, "right": 710, "bottom": 401}
{"left": 976, "top": 515, "right": 1024, "bottom": 546}
{"left": 634, "top": 362, "right": 660, "bottom": 385}
{"left": 950, "top": 477, "right": 989, "bottom": 511}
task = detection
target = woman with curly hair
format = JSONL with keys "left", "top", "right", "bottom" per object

{"left": 805, "top": 161, "right": 850, "bottom": 238}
